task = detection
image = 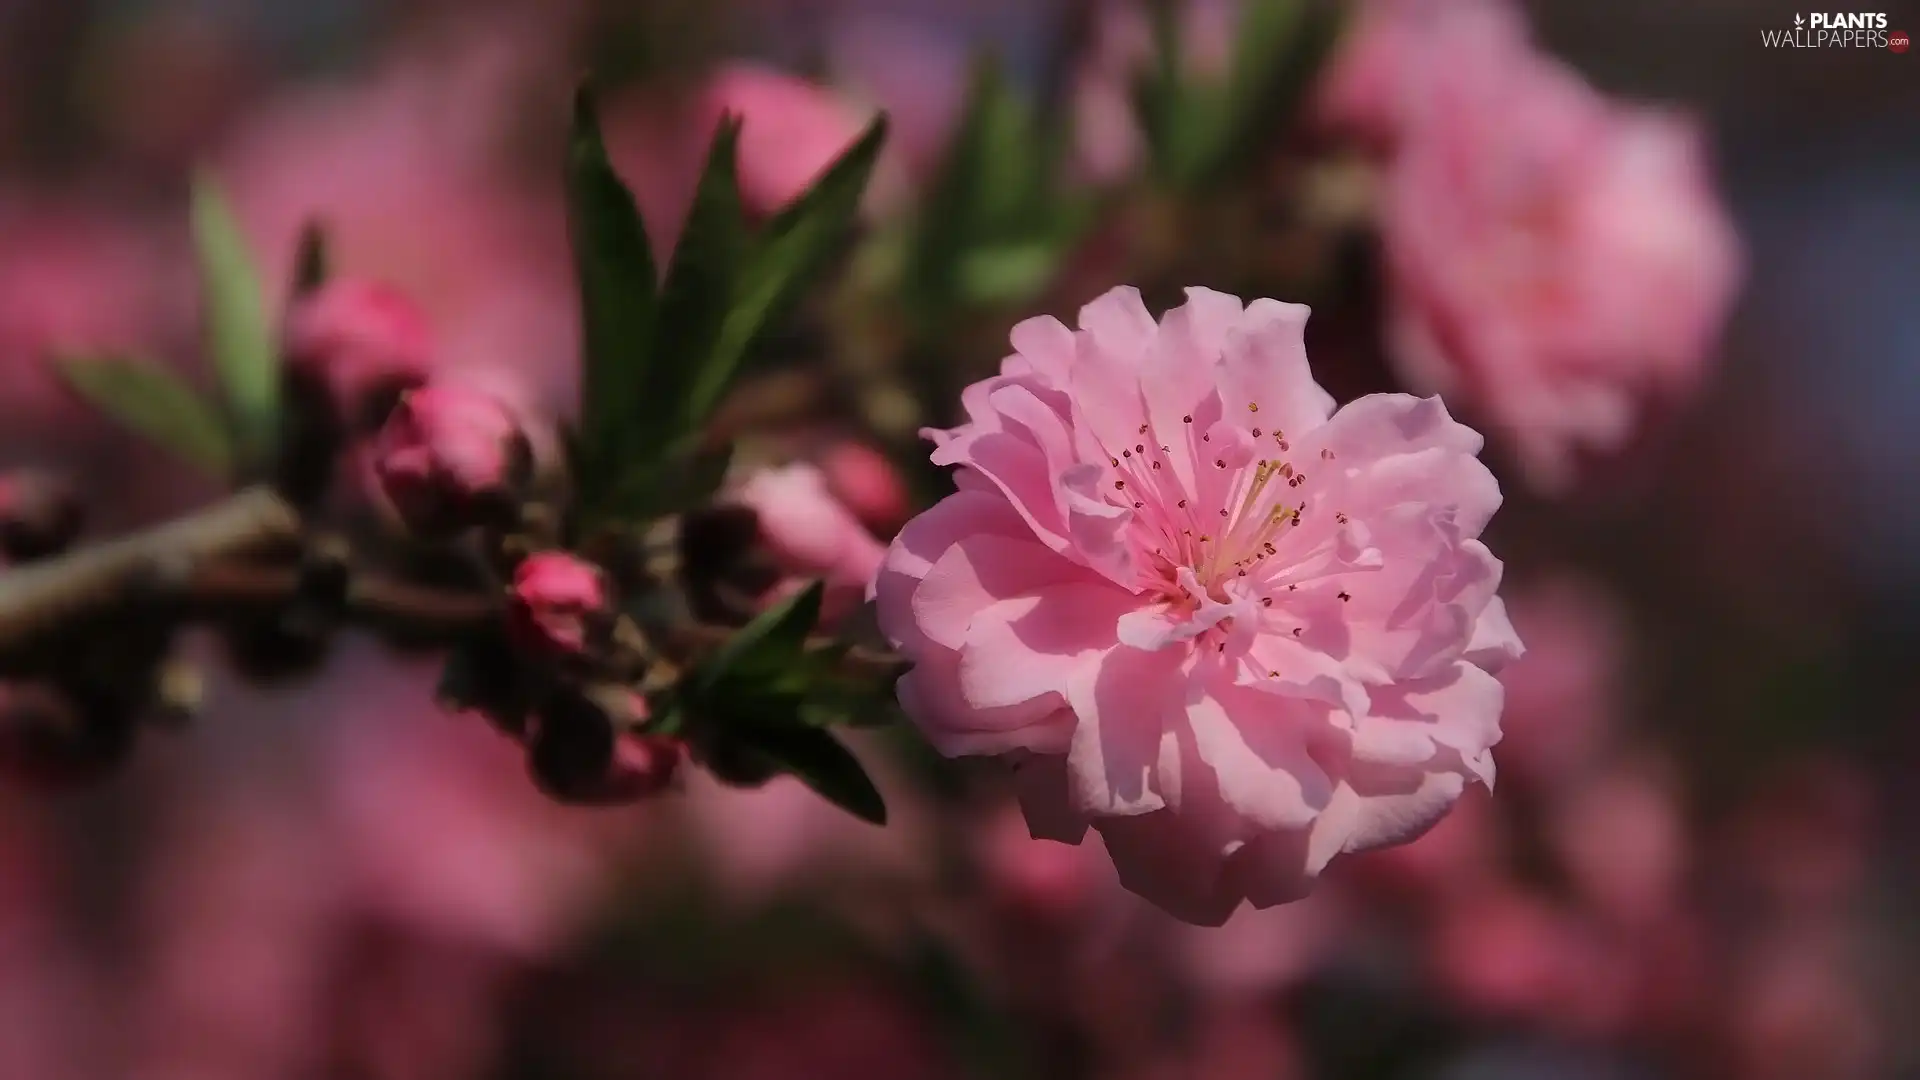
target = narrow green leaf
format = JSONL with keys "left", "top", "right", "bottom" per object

{"left": 697, "top": 115, "right": 888, "bottom": 423}
{"left": 191, "top": 174, "right": 279, "bottom": 460}
{"left": 56, "top": 356, "right": 233, "bottom": 475}
{"left": 747, "top": 722, "right": 887, "bottom": 825}
{"left": 566, "top": 84, "right": 659, "bottom": 474}
{"left": 292, "top": 220, "right": 330, "bottom": 298}
{"left": 908, "top": 59, "right": 1007, "bottom": 317}
{"left": 696, "top": 578, "right": 824, "bottom": 695}
{"left": 654, "top": 117, "right": 748, "bottom": 440}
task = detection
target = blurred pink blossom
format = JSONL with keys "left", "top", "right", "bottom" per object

{"left": 0, "top": 197, "right": 181, "bottom": 448}
{"left": 675, "top": 737, "right": 931, "bottom": 904}
{"left": 1493, "top": 576, "right": 1627, "bottom": 788}
{"left": 827, "top": 16, "right": 970, "bottom": 182}
{"left": 978, "top": 802, "right": 1109, "bottom": 922}
{"left": 701, "top": 63, "right": 878, "bottom": 217}
{"left": 1547, "top": 757, "right": 1687, "bottom": 927}
{"left": 1725, "top": 929, "right": 1882, "bottom": 1080}
{"left": 1314, "top": 0, "right": 1529, "bottom": 148}
{"left": 0, "top": 793, "right": 90, "bottom": 1080}
{"left": 735, "top": 461, "right": 887, "bottom": 619}
{"left": 604, "top": 63, "right": 889, "bottom": 256}
{"left": 876, "top": 286, "right": 1520, "bottom": 924}
{"left": 1722, "top": 757, "right": 1876, "bottom": 915}
{"left": 1427, "top": 884, "right": 1598, "bottom": 1023}
{"left": 818, "top": 439, "right": 911, "bottom": 532}
{"left": 1371, "top": 2, "right": 1743, "bottom": 489}
{"left": 322, "top": 675, "right": 634, "bottom": 958}
{"left": 217, "top": 23, "right": 578, "bottom": 415}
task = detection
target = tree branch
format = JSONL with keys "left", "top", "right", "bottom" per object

{"left": 0, "top": 487, "right": 300, "bottom": 657}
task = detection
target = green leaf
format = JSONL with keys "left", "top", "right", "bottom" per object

{"left": 56, "top": 356, "right": 233, "bottom": 475}
{"left": 907, "top": 59, "right": 1009, "bottom": 317}
{"left": 566, "top": 84, "right": 658, "bottom": 473}
{"left": 1133, "top": 0, "right": 1346, "bottom": 190}
{"left": 906, "top": 58, "right": 1079, "bottom": 326}
{"left": 957, "top": 241, "right": 1063, "bottom": 306}
{"left": 1217, "top": 0, "right": 1342, "bottom": 176}
{"left": 745, "top": 721, "right": 887, "bottom": 825}
{"left": 654, "top": 116, "right": 748, "bottom": 440}
{"left": 698, "top": 115, "right": 888, "bottom": 423}
{"left": 695, "top": 578, "right": 823, "bottom": 695}
{"left": 292, "top": 220, "right": 329, "bottom": 298}
{"left": 191, "top": 174, "right": 279, "bottom": 461}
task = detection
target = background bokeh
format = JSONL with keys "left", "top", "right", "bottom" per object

{"left": 2, "top": 1, "right": 1917, "bottom": 1078}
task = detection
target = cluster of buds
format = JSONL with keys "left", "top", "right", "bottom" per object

{"left": 449, "top": 551, "right": 686, "bottom": 806}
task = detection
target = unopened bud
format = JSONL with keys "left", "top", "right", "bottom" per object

{"left": 371, "top": 383, "right": 529, "bottom": 535}
{"left": 818, "top": 441, "right": 909, "bottom": 531}
{"left": 506, "top": 551, "right": 610, "bottom": 660}
{"left": 526, "top": 686, "right": 680, "bottom": 805}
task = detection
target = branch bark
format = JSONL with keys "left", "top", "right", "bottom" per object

{"left": 0, "top": 487, "right": 300, "bottom": 656}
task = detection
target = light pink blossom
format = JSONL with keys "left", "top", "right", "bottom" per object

{"left": 735, "top": 462, "right": 887, "bottom": 619}
{"left": 818, "top": 439, "right": 911, "bottom": 531}
{"left": 1313, "top": 0, "right": 1530, "bottom": 148}
{"left": 874, "top": 286, "right": 1520, "bottom": 924}
{"left": 1374, "top": 3, "right": 1743, "bottom": 489}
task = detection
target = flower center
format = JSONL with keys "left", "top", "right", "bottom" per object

{"left": 1102, "top": 405, "right": 1347, "bottom": 604}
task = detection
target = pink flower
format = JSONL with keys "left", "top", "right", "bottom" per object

{"left": 1314, "top": 0, "right": 1530, "bottom": 148}
{"left": 1373, "top": 4, "right": 1743, "bottom": 489}
{"left": 371, "top": 382, "right": 527, "bottom": 534}
{"left": 874, "top": 286, "right": 1521, "bottom": 924}
{"left": 1494, "top": 576, "right": 1625, "bottom": 788}
{"left": 284, "top": 279, "right": 434, "bottom": 422}
{"left": 507, "top": 553, "right": 608, "bottom": 659}
{"left": 699, "top": 64, "right": 874, "bottom": 217}
{"left": 735, "top": 463, "right": 886, "bottom": 619}
{"left": 818, "top": 440, "right": 911, "bottom": 531}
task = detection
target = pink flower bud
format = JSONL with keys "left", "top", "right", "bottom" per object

{"left": 818, "top": 441, "right": 909, "bottom": 531}
{"left": 525, "top": 688, "right": 682, "bottom": 805}
{"left": 371, "top": 383, "right": 527, "bottom": 534}
{"left": 601, "top": 731, "right": 684, "bottom": 802}
{"left": 284, "top": 280, "right": 433, "bottom": 422}
{"left": 734, "top": 463, "right": 885, "bottom": 616}
{"left": 506, "top": 552, "right": 608, "bottom": 659}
